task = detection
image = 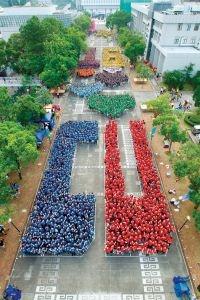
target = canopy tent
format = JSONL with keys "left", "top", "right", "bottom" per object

{"left": 4, "top": 284, "right": 21, "bottom": 300}
{"left": 35, "top": 129, "right": 47, "bottom": 146}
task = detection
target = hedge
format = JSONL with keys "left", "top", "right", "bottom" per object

{"left": 184, "top": 114, "right": 200, "bottom": 126}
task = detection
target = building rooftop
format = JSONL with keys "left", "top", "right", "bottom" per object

{"left": 158, "top": 2, "right": 200, "bottom": 14}
{"left": 0, "top": 5, "right": 74, "bottom": 15}
{"left": 162, "top": 46, "right": 200, "bottom": 55}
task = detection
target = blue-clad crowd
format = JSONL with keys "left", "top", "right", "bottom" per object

{"left": 70, "top": 82, "right": 104, "bottom": 98}
{"left": 22, "top": 121, "right": 98, "bottom": 256}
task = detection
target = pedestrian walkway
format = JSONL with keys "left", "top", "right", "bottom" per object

{"left": 0, "top": 77, "right": 41, "bottom": 87}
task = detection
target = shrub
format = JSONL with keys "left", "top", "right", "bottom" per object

{"left": 184, "top": 114, "right": 200, "bottom": 126}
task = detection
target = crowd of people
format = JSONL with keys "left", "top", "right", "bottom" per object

{"left": 88, "top": 94, "right": 135, "bottom": 118}
{"left": 105, "top": 120, "right": 174, "bottom": 255}
{"left": 70, "top": 82, "right": 104, "bottom": 98}
{"left": 22, "top": 121, "right": 98, "bottom": 256}
{"left": 95, "top": 71, "right": 128, "bottom": 88}
{"left": 77, "top": 68, "right": 95, "bottom": 78}
{"left": 78, "top": 48, "right": 100, "bottom": 69}
{"left": 160, "top": 88, "right": 191, "bottom": 111}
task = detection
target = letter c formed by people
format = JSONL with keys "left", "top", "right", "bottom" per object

{"left": 22, "top": 121, "right": 98, "bottom": 256}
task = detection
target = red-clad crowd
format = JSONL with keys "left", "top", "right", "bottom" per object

{"left": 104, "top": 120, "right": 175, "bottom": 255}
{"left": 78, "top": 48, "right": 100, "bottom": 69}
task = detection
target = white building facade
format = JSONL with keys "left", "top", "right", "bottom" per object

{"left": 0, "top": 5, "right": 79, "bottom": 40}
{"left": 132, "top": 2, "right": 200, "bottom": 73}
{"left": 76, "top": 0, "right": 120, "bottom": 17}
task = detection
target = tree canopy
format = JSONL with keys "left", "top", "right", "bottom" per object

{"left": 193, "top": 86, "right": 200, "bottom": 107}
{"left": 147, "top": 93, "right": 187, "bottom": 150}
{"left": 118, "top": 28, "right": 145, "bottom": 64}
{"left": 163, "top": 70, "right": 186, "bottom": 90}
{"left": 0, "top": 87, "right": 13, "bottom": 122}
{"left": 4, "top": 14, "right": 90, "bottom": 87}
{"left": 171, "top": 142, "right": 200, "bottom": 217}
{"left": 135, "top": 63, "right": 153, "bottom": 80}
{"left": 0, "top": 121, "right": 38, "bottom": 179}
{"left": 0, "top": 40, "right": 7, "bottom": 70}
{"left": 13, "top": 94, "right": 44, "bottom": 126}
{"left": 147, "top": 93, "right": 172, "bottom": 115}
{"left": 159, "top": 122, "right": 187, "bottom": 150}
{"left": 106, "top": 10, "right": 132, "bottom": 30}
{"left": 73, "top": 14, "right": 91, "bottom": 32}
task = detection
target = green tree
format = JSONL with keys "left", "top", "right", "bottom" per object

{"left": 74, "top": 14, "right": 91, "bottom": 32}
{"left": 163, "top": 70, "right": 186, "bottom": 90}
{"left": 190, "top": 189, "right": 200, "bottom": 210}
{"left": 193, "top": 210, "right": 200, "bottom": 231}
{"left": 192, "top": 71, "right": 200, "bottom": 88}
{"left": 0, "top": 39, "right": 7, "bottom": 70}
{"left": 172, "top": 160, "right": 190, "bottom": 179}
{"left": 171, "top": 141, "right": 200, "bottom": 228}
{"left": 41, "top": 17, "right": 65, "bottom": 40}
{"left": 171, "top": 142, "right": 200, "bottom": 179}
{"left": 40, "top": 56, "right": 70, "bottom": 88}
{"left": 0, "top": 121, "right": 38, "bottom": 179}
{"left": 6, "top": 33, "right": 24, "bottom": 73}
{"left": 13, "top": 94, "right": 44, "bottom": 126}
{"left": 160, "top": 122, "right": 187, "bottom": 151}
{"left": 5, "top": 14, "right": 88, "bottom": 87}
{"left": 34, "top": 87, "right": 53, "bottom": 106}
{"left": 118, "top": 27, "right": 133, "bottom": 47}
{"left": 124, "top": 34, "right": 145, "bottom": 64}
{"left": 0, "top": 171, "right": 12, "bottom": 205}
{"left": 135, "top": 63, "right": 153, "bottom": 80}
{"left": 147, "top": 93, "right": 172, "bottom": 116}
{"left": 19, "top": 17, "right": 46, "bottom": 74}
{"left": 193, "top": 86, "right": 200, "bottom": 107}
{"left": 0, "top": 87, "right": 13, "bottom": 122}
{"left": 44, "top": 35, "right": 78, "bottom": 70}
{"left": 183, "top": 63, "right": 194, "bottom": 82}
{"left": 65, "top": 26, "right": 87, "bottom": 56}
{"left": 106, "top": 10, "right": 132, "bottom": 30}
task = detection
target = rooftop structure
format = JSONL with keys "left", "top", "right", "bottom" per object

{"left": 120, "top": 0, "right": 132, "bottom": 12}
{"left": 131, "top": 1, "right": 200, "bottom": 73}
{"left": 0, "top": 4, "right": 79, "bottom": 40}
{"left": 75, "top": 0, "right": 120, "bottom": 17}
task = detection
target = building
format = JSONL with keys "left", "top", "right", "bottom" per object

{"left": 132, "top": 2, "right": 200, "bottom": 73}
{"left": 120, "top": 0, "right": 132, "bottom": 12}
{"left": 0, "top": 4, "right": 79, "bottom": 40}
{"left": 75, "top": 0, "right": 120, "bottom": 17}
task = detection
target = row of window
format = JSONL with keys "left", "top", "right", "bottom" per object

{"left": 0, "top": 15, "right": 72, "bottom": 27}
{"left": 177, "top": 23, "right": 199, "bottom": 31}
{"left": 154, "top": 20, "right": 163, "bottom": 30}
{"left": 153, "top": 30, "right": 161, "bottom": 43}
{"left": 174, "top": 37, "right": 198, "bottom": 44}
{"left": 81, "top": 0, "right": 119, "bottom": 4}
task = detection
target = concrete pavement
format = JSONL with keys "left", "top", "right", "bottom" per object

{"left": 10, "top": 25, "right": 192, "bottom": 300}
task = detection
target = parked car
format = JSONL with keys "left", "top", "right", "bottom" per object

{"left": 192, "top": 125, "right": 200, "bottom": 135}
{"left": 196, "top": 134, "right": 200, "bottom": 144}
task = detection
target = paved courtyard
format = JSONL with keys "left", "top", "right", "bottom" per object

{"left": 10, "top": 24, "right": 191, "bottom": 300}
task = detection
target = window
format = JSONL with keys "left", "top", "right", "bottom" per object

{"left": 194, "top": 24, "right": 199, "bottom": 31}
{"left": 191, "top": 38, "right": 196, "bottom": 44}
{"left": 174, "top": 38, "right": 179, "bottom": 44}
{"left": 187, "top": 24, "right": 191, "bottom": 31}
{"left": 182, "top": 38, "right": 187, "bottom": 44}
{"left": 177, "top": 23, "right": 183, "bottom": 31}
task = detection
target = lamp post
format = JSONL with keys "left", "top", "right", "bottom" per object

{"left": 178, "top": 216, "right": 191, "bottom": 232}
{"left": 8, "top": 218, "right": 21, "bottom": 234}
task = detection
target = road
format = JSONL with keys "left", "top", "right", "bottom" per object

{"left": 10, "top": 23, "right": 191, "bottom": 300}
